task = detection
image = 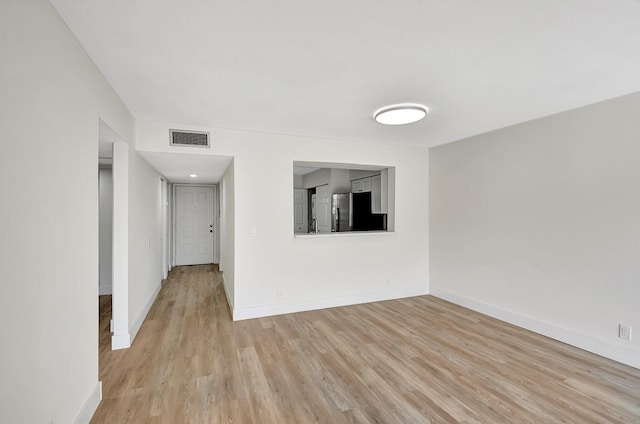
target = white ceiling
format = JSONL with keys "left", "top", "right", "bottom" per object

{"left": 52, "top": 0, "right": 640, "bottom": 147}
{"left": 138, "top": 151, "right": 232, "bottom": 184}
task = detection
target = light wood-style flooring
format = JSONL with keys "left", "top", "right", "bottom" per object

{"left": 93, "top": 265, "right": 640, "bottom": 423}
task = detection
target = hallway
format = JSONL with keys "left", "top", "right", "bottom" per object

{"left": 92, "top": 265, "right": 640, "bottom": 423}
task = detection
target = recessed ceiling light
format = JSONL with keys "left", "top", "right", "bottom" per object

{"left": 373, "top": 103, "right": 428, "bottom": 125}
{"left": 189, "top": 173, "right": 198, "bottom": 178}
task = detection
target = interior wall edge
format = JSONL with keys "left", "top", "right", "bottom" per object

{"left": 111, "top": 333, "right": 131, "bottom": 350}
{"left": 128, "top": 280, "right": 162, "bottom": 345}
{"left": 222, "top": 274, "right": 234, "bottom": 312}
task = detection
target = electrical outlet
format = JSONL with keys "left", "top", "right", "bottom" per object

{"left": 277, "top": 289, "right": 284, "bottom": 299}
{"left": 249, "top": 226, "right": 257, "bottom": 237}
{"left": 618, "top": 324, "right": 632, "bottom": 341}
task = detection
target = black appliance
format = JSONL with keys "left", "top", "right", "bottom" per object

{"left": 350, "top": 192, "right": 386, "bottom": 231}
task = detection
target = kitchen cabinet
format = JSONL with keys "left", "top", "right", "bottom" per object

{"left": 293, "top": 189, "right": 308, "bottom": 233}
{"left": 352, "top": 174, "right": 384, "bottom": 213}
{"left": 380, "top": 169, "right": 388, "bottom": 214}
{"left": 351, "top": 176, "right": 372, "bottom": 193}
{"left": 371, "top": 174, "right": 381, "bottom": 213}
{"left": 351, "top": 179, "right": 363, "bottom": 193}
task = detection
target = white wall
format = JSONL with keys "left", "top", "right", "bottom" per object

{"left": 110, "top": 140, "right": 130, "bottom": 349}
{"left": 0, "top": 1, "right": 166, "bottom": 421}
{"left": 220, "top": 160, "right": 235, "bottom": 309}
{"left": 299, "top": 168, "right": 353, "bottom": 193}
{"left": 136, "top": 121, "right": 430, "bottom": 320}
{"left": 301, "top": 168, "right": 331, "bottom": 189}
{"left": 0, "top": 0, "right": 134, "bottom": 422}
{"left": 99, "top": 167, "right": 113, "bottom": 295}
{"left": 329, "top": 168, "right": 351, "bottom": 194}
{"left": 430, "top": 92, "right": 640, "bottom": 369}
{"left": 127, "top": 153, "right": 163, "bottom": 341}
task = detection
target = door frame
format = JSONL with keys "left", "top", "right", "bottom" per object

{"left": 160, "top": 178, "right": 168, "bottom": 279}
{"left": 98, "top": 119, "right": 130, "bottom": 350}
{"left": 172, "top": 184, "right": 218, "bottom": 267}
{"left": 111, "top": 139, "right": 130, "bottom": 349}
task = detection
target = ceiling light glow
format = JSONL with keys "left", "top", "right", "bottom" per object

{"left": 374, "top": 103, "right": 428, "bottom": 125}
{"left": 189, "top": 173, "right": 198, "bottom": 178}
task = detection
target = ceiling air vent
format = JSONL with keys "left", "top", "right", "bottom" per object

{"left": 169, "top": 129, "right": 210, "bottom": 148}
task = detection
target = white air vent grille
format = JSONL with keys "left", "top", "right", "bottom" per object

{"left": 169, "top": 130, "right": 210, "bottom": 148}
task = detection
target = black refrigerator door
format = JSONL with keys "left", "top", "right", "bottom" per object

{"left": 351, "top": 192, "right": 372, "bottom": 231}
{"left": 351, "top": 192, "right": 386, "bottom": 231}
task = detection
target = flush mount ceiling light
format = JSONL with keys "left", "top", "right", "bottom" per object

{"left": 373, "top": 103, "right": 428, "bottom": 125}
{"left": 189, "top": 173, "right": 198, "bottom": 178}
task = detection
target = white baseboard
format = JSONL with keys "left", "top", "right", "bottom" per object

{"left": 73, "top": 381, "right": 101, "bottom": 424}
{"left": 233, "top": 286, "right": 429, "bottom": 321}
{"left": 111, "top": 332, "right": 131, "bottom": 350}
{"left": 430, "top": 289, "right": 640, "bottom": 370}
{"left": 222, "top": 273, "right": 233, "bottom": 311}
{"left": 129, "top": 281, "right": 162, "bottom": 344}
{"left": 98, "top": 285, "right": 112, "bottom": 295}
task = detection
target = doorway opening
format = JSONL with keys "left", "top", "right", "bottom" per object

{"left": 98, "top": 120, "right": 130, "bottom": 354}
{"left": 98, "top": 136, "right": 113, "bottom": 365}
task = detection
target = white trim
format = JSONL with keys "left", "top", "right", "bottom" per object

{"left": 168, "top": 182, "right": 174, "bottom": 270}
{"left": 430, "top": 289, "right": 640, "bottom": 370}
{"left": 111, "top": 140, "right": 129, "bottom": 349}
{"left": 214, "top": 184, "right": 220, "bottom": 264}
{"left": 232, "top": 286, "right": 428, "bottom": 321}
{"left": 160, "top": 178, "right": 168, "bottom": 280}
{"left": 222, "top": 273, "right": 233, "bottom": 311}
{"left": 73, "top": 381, "right": 101, "bottom": 424}
{"left": 173, "top": 184, "right": 217, "bottom": 266}
{"left": 111, "top": 332, "right": 131, "bottom": 350}
{"left": 129, "top": 281, "right": 162, "bottom": 344}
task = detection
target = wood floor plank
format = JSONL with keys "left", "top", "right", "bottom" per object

{"left": 94, "top": 265, "right": 640, "bottom": 423}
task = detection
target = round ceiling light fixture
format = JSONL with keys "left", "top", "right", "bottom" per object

{"left": 373, "top": 103, "right": 428, "bottom": 125}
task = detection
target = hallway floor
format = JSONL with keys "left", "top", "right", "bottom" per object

{"left": 92, "top": 265, "right": 640, "bottom": 423}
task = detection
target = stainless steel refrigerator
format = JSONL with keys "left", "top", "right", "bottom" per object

{"left": 331, "top": 194, "right": 350, "bottom": 232}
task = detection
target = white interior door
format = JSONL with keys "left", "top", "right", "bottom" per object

{"left": 293, "top": 189, "right": 308, "bottom": 233}
{"left": 175, "top": 186, "right": 215, "bottom": 265}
